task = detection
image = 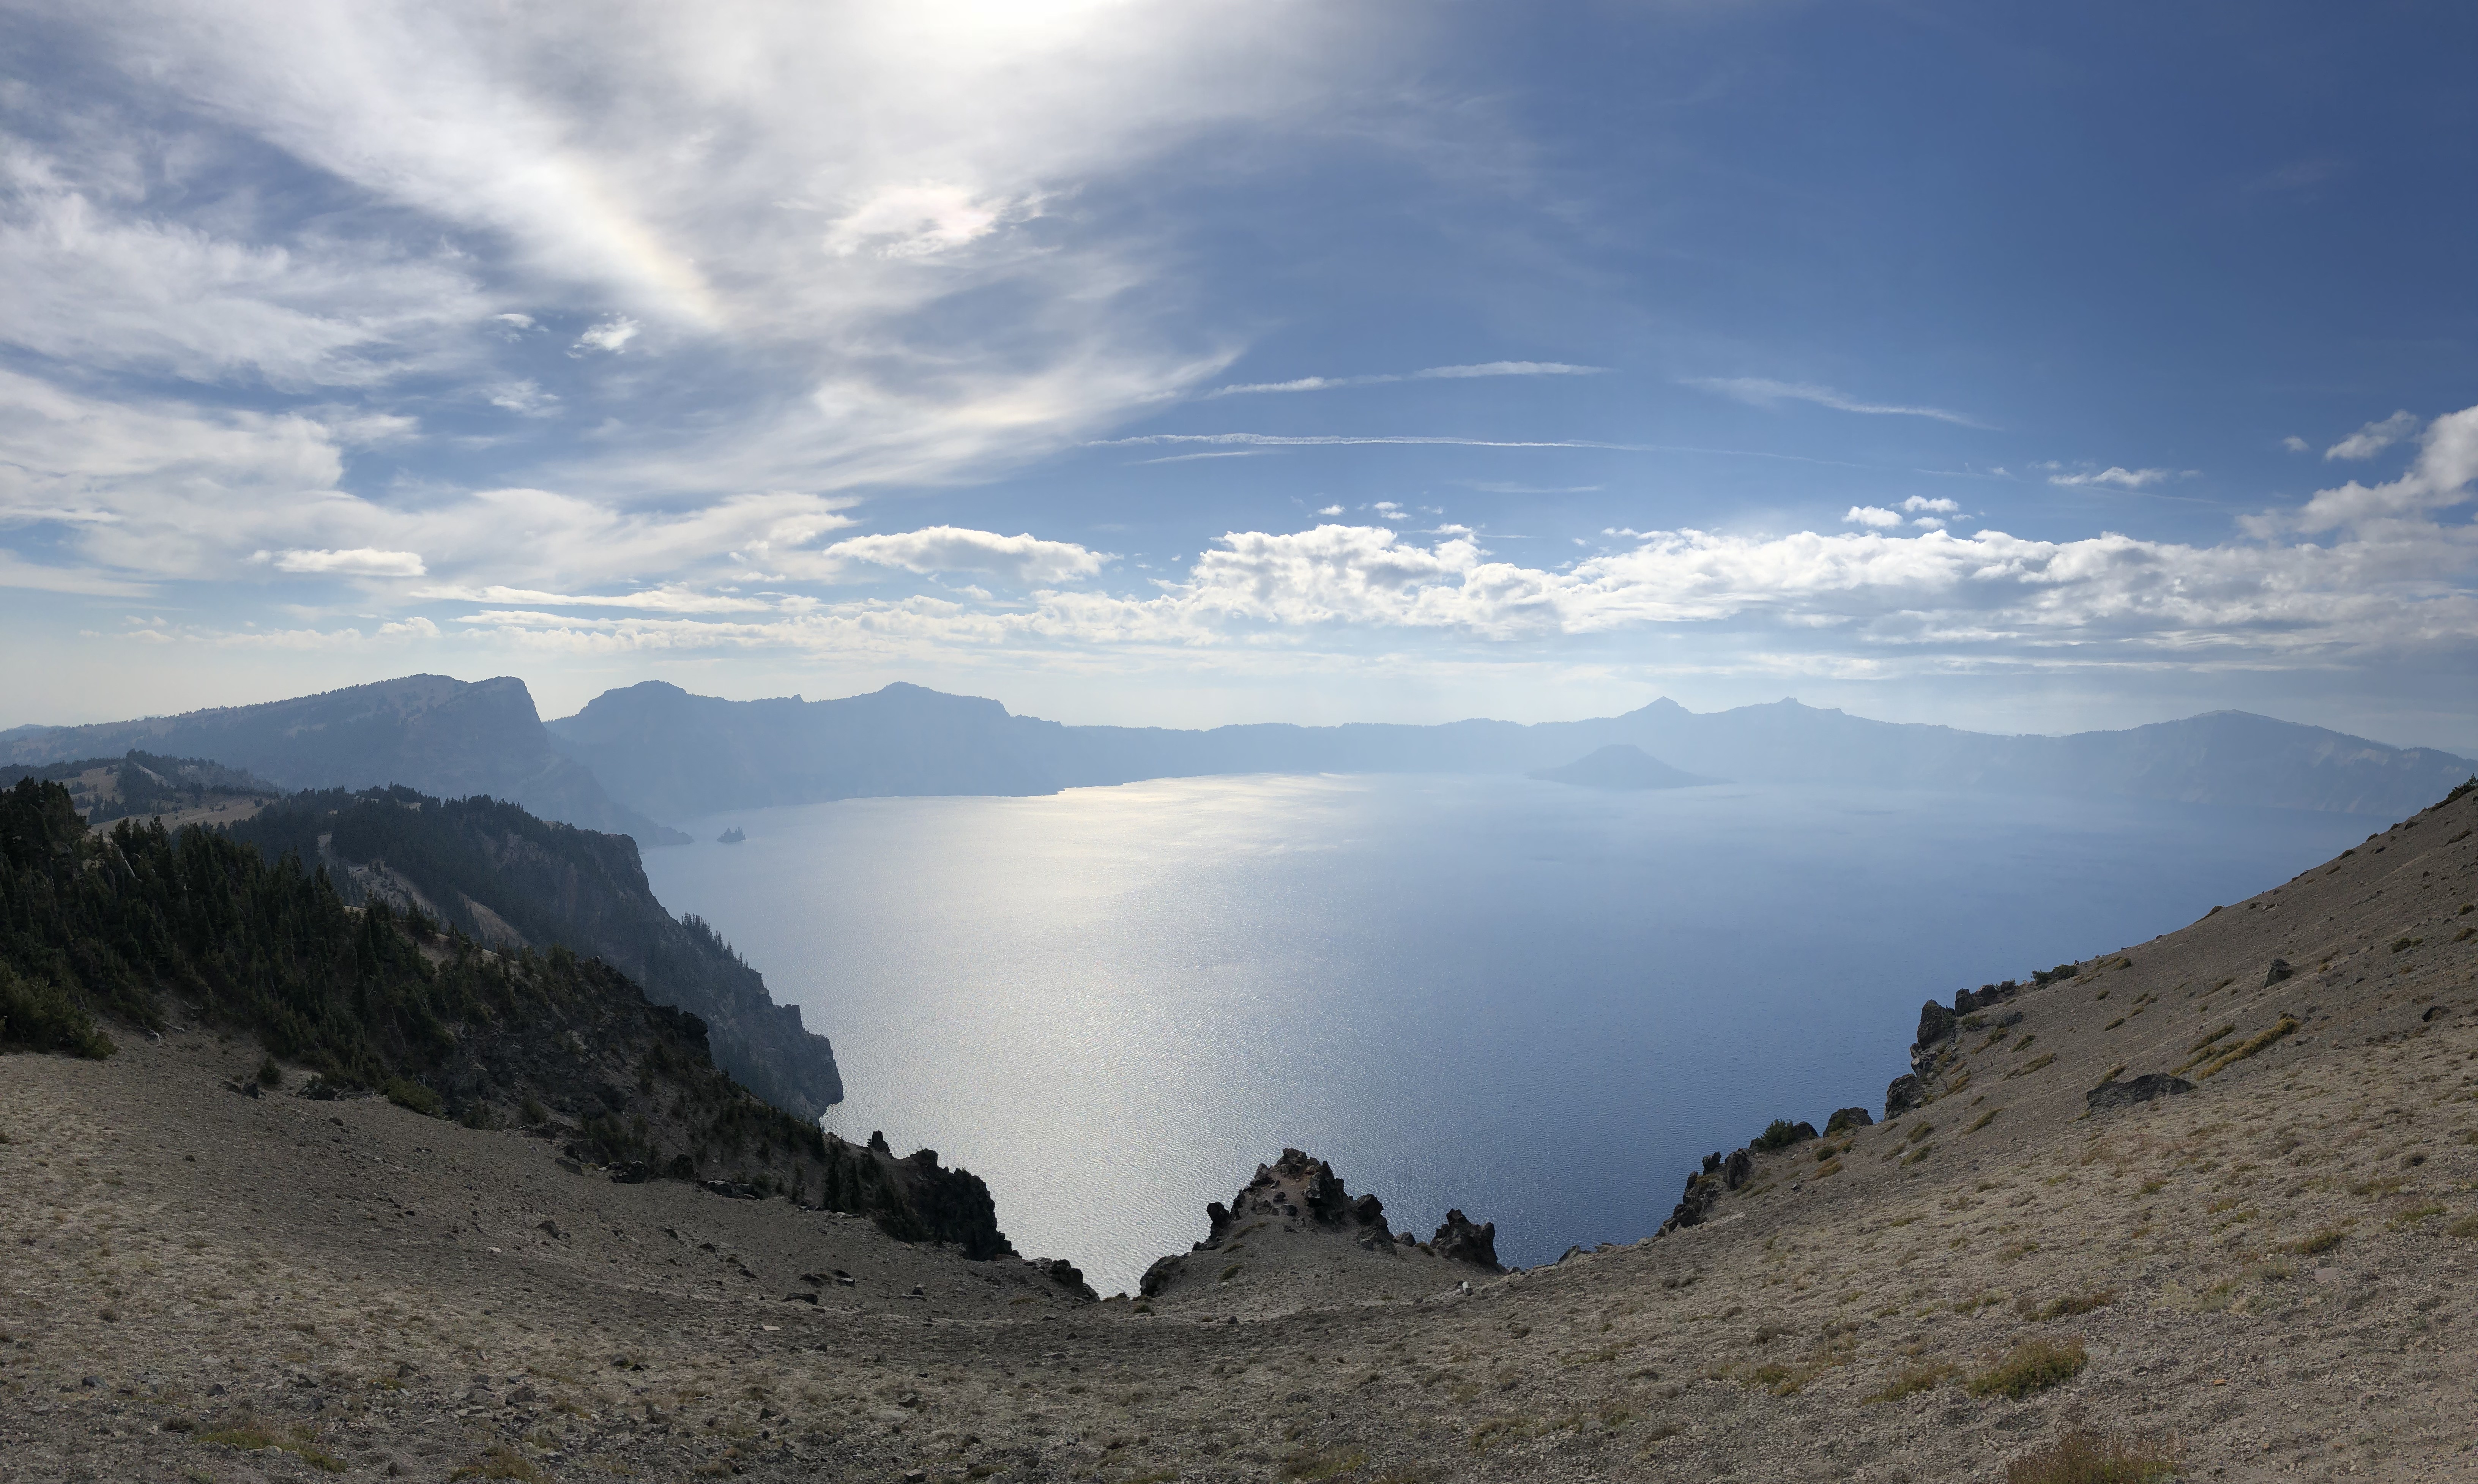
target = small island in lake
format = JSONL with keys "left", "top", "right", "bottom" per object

{"left": 1527, "top": 742, "right": 1718, "bottom": 791}
{"left": 717, "top": 825, "right": 746, "bottom": 844}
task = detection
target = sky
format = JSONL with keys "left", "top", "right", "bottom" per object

{"left": 3, "top": 0, "right": 2474, "bottom": 750}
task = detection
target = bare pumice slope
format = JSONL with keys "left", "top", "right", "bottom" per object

{"left": 5, "top": 785, "right": 2476, "bottom": 1481}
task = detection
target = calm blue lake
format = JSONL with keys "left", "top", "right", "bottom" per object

{"left": 642, "top": 774, "right": 2367, "bottom": 1295}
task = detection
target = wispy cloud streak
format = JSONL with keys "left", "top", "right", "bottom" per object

{"left": 1684, "top": 377, "right": 1989, "bottom": 428}
{"left": 1210, "top": 362, "right": 1603, "bottom": 396}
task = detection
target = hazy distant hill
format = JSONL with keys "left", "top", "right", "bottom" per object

{"left": 0, "top": 676, "right": 687, "bottom": 845}
{"left": 547, "top": 680, "right": 2474, "bottom": 819}
{"left": 230, "top": 787, "right": 842, "bottom": 1117}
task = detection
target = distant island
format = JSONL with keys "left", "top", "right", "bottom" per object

{"left": 1526, "top": 743, "right": 1717, "bottom": 791}
{"left": 718, "top": 825, "right": 746, "bottom": 844}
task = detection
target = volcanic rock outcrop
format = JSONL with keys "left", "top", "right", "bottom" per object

{"left": 1138, "top": 1148, "right": 1502, "bottom": 1306}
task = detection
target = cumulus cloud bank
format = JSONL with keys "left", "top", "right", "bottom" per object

{"left": 437, "top": 407, "right": 2478, "bottom": 674}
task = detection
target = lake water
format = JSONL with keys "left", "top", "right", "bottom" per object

{"left": 642, "top": 774, "right": 2368, "bottom": 1295}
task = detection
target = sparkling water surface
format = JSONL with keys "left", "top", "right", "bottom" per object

{"left": 642, "top": 774, "right": 2366, "bottom": 1295}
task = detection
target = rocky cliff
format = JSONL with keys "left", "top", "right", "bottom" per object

{"left": 230, "top": 786, "right": 842, "bottom": 1118}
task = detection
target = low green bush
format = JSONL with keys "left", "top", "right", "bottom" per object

{"left": 384, "top": 1077, "right": 443, "bottom": 1117}
{"left": 0, "top": 962, "right": 114, "bottom": 1058}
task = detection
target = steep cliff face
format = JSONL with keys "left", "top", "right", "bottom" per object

{"left": 231, "top": 788, "right": 843, "bottom": 1117}
{"left": 2, "top": 675, "right": 686, "bottom": 844}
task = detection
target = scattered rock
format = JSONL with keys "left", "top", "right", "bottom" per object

{"left": 700, "top": 1180, "right": 763, "bottom": 1200}
{"left": 1884, "top": 1073, "right": 1924, "bottom": 1118}
{"left": 1915, "top": 1000, "right": 1957, "bottom": 1050}
{"left": 2265, "top": 957, "right": 2295, "bottom": 987}
{"left": 783, "top": 1292, "right": 819, "bottom": 1305}
{"left": 555, "top": 1157, "right": 584, "bottom": 1176}
{"left": 1954, "top": 981, "right": 2021, "bottom": 1013}
{"left": 536, "top": 1219, "right": 566, "bottom": 1241}
{"left": 1721, "top": 1148, "right": 1754, "bottom": 1190}
{"left": 2086, "top": 1073, "right": 2196, "bottom": 1111}
{"left": 1824, "top": 1106, "right": 1874, "bottom": 1135}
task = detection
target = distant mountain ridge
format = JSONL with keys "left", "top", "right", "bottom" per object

{"left": 548, "top": 679, "right": 2473, "bottom": 820}
{"left": 0, "top": 676, "right": 687, "bottom": 844}
{"left": 9, "top": 676, "right": 2468, "bottom": 833}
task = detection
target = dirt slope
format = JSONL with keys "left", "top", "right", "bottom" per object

{"left": 3, "top": 786, "right": 2473, "bottom": 1482}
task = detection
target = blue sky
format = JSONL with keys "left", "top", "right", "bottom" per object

{"left": 3, "top": 1, "right": 2474, "bottom": 748}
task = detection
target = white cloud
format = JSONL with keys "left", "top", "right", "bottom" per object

{"left": 331, "top": 408, "right": 2478, "bottom": 672}
{"left": 1901, "top": 496, "right": 1959, "bottom": 514}
{"left": 0, "top": 368, "right": 863, "bottom": 591}
{"left": 821, "top": 526, "right": 1108, "bottom": 584}
{"left": 1371, "top": 501, "right": 1409, "bottom": 521}
{"left": 487, "top": 380, "right": 559, "bottom": 415}
{"left": 409, "top": 583, "right": 781, "bottom": 613}
{"left": 2261, "top": 405, "right": 2478, "bottom": 536}
{"left": 1910, "top": 517, "right": 1945, "bottom": 531}
{"left": 1211, "top": 361, "right": 1602, "bottom": 396}
{"left": 1843, "top": 506, "right": 1902, "bottom": 528}
{"left": 0, "top": 148, "right": 484, "bottom": 389}
{"left": 1416, "top": 361, "right": 1598, "bottom": 380}
{"left": 2282, "top": 435, "right": 2309, "bottom": 453}
{"left": 1684, "top": 377, "right": 1987, "bottom": 428}
{"left": 2325, "top": 410, "right": 2417, "bottom": 461}
{"left": 427, "top": 499, "right": 2476, "bottom": 666}
{"left": 1316, "top": 504, "right": 1343, "bottom": 516}
{"left": 573, "top": 317, "right": 640, "bottom": 354}
{"left": 1136, "top": 450, "right": 1267, "bottom": 464}
{"left": 2048, "top": 466, "right": 2178, "bottom": 490}
{"left": 823, "top": 182, "right": 1021, "bottom": 260}
{"left": 257, "top": 547, "right": 428, "bottom": 576}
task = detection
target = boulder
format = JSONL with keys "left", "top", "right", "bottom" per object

{"left": 1722, "top": 1147, "right": 1754, "bottom": 1190}
{"left": 1035, "top": 1257, "right": 1099, "bottom": 1301}
{"left": 1138, "top": 1254, "right": 1182, "bottom": 1298}
{"left": 1884, "top": 1073, "right": 1924, "bottom": 1118}
{"left": 1432, "top": 1210, "right": 1502, "bottom": 1270}
{"left": 1824, "top": 1106, "right": 1874, "bottom": 1135}
{"left": 2264, "top": 958, "right": 2295, "bottom": 988}
{"left": 2085, "top": 1073, "right": 2195, "bottom": 1111}
{"left": 1915, "top": 1000, "right": 1957, "bottom": 1050}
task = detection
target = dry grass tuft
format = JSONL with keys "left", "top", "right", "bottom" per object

{"left": 2004, "top": 1429, "right": 2177, "bottom": 1483}
{"left": 1966, "top": 1337, "right": 2088, "bottom": 1400}
{"left": 1862, "top": 1360, "right": 1956, "bottom": 1405}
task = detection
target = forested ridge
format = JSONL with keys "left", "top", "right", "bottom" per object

{"left": 0, "top": 777, "right": 1004, "bottom": 1255}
